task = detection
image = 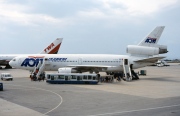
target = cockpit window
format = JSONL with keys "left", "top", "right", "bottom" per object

{"left": 13, "top": 59, "right": 16, "bottom": 61}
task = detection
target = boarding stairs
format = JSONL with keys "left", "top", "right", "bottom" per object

{"left": 131, "top": 70, "right": 139, "bottom": 80}
{"left": 122, "top": 59, "right": 132, "bottom": 81}
{"left": 32, "top": 58, "right": 46, "bottom": 78}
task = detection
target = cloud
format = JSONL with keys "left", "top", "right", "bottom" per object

{"left": 0, "top": 0, "right": 66, "bottom": 27}
{"left": 73, "top": 0, "right": 179, "bottom": 23}
{"left": 77, "top": 8, "right": 107, "bottom": 19}
{"left": 0, "top": 0, "right": 178, "bottom": 28}
{"left": 57, "top": 0, "right": 178, "bottom": 28}
{"left": 100, "top": 0, "right": 178, "bottom": 16}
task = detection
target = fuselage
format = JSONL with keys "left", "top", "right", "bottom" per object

{"left": 9, "top": 54, "right": 152, "bottom": 72}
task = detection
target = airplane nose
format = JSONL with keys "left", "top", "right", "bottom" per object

{"left": 9, "top": 60, "right": 15, "bottom": 67}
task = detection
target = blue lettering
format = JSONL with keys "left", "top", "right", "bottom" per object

{"left": 145, "top": 37, "right": 157, "bottom": 43}
{"left": 28, "top": 58, "right": 36, "bottom": 67}
{"left": 62, "top": 58, "right": 67, "bottom": 60}
{"left": 145, "top": 39, "right": 149, "bottom": 43}
{"left": 152, "top": 39, "right": 156, "bottom": 43}
{"left": 39, "top": 59, "right": 43, "bottom": 65}
{"left": 48, "top": 58, "right": 67, "bottom": 62}
{"left": 21, "top": 58, "right": 44, "bottom": 67}
{"left": 49, "top": 58, "right": 53, "bottom": 61}
{"left": 21, "top": 59, "right": 29, "bottom": 67}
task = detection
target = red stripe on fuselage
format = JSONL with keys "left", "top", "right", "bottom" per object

{"left": 28, "top": 56, "right": 45, "bottom": 58}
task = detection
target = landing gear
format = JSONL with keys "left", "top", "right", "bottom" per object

{"left": 113, "top": 71, "right": 139, "bottom": 82}
{"left": 106, "top": 72, "right": 114, "bottom": 75}
{"left": 114, "top": 72, "right": 126, "bottom": 81}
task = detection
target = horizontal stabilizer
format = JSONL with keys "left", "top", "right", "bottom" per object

{"left": 134, "top": 56, "right": 165, "bottom": 63}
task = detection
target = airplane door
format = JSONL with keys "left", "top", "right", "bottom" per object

{"left": 18, "top": 58, "right": 22, "bottom": 68}
{"left": 124, "top": 59, "right": 128, "bottom": 65}
{"left": 78, "top": 58, "right": 82, "bottom": 65}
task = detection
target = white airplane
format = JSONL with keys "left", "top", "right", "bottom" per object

{"left": 9, "top": 26, "right": 168, "bottom": 81}
{"left": 156, "top": 60, "right": 170, "bottom": 67}
{"left": 0, "top": 38, "right": 63, "bottom": 69}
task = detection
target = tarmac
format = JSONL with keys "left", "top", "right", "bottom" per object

{"left": 0, "top": 63, "right": 180, "bottom": 116}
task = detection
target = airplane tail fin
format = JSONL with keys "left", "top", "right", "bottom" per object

{"left": 138, "top": 26, "right": 165, "bottom": 47}
{"left": 40, "top": 38, "right": 63, "bottom": 54}
{"left": 127, "top": 26, "right": 168, "bottom": 56}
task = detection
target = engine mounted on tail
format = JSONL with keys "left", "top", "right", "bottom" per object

{"left": 127, "top": 45, "right": 168, "bottom": 56}
{"left": 127, "top": 26, "right": 168, "bottom": 56}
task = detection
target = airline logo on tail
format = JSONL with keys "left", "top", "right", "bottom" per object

{"left": 40, "top": 38, "right": 63, "bottom": 54}
{"left": 145, "top": 37, "right": 157, "bottom": 43}
{"left": 44, "top": 43, "right": 55, "bottom": 53}
{"left": 43, "top": 43, "right": 61, "bottom": 54}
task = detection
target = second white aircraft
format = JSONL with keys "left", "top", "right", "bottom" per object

{"left": 0, "top": 38, "right": 62, "bottom": 69}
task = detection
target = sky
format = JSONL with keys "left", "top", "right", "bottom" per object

{"left": 0, "top": 0, "right": 180, "bottom": 59}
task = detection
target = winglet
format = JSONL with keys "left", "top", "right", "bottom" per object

{"left": 138, "top": 26, "right": 165, "bottom": 47}
{"left": 40, "top": 38, "right": 63, "bottom": 54}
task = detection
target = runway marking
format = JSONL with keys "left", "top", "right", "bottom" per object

{"left": 88, "top": 104, "right": 180, "bottom": 116}
{"left": 6, "top": 84, "right": 63, "bottom": 115}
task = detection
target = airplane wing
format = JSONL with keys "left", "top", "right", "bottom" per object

{"left": 66, "top": 65, "right": 116, "bottom": 72}
{"left": 134, "top": 56, "right": 165, "bottom": 63}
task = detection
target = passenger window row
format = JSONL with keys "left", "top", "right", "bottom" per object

{"left": 55, "top": 60, "right": 119, "bottom": 63}
{"left": 83, "top": 61, "right": 119, "bottom": 62}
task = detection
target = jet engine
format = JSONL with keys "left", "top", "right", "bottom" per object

{"left": 58, "top": 68, "right": 77, "bottom": 73}
{"left": 127, "top": 45, "right": 168, "bottom": 56}
{"left": 157, "top": 45, "right": 168, "bottom": 54}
